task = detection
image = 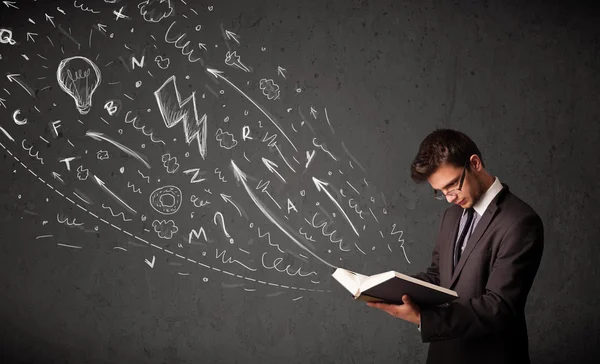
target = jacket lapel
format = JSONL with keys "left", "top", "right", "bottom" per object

{"left": 449, "top": 183, "right": 509, "bottom": 288}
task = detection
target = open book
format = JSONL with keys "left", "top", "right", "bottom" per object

{"left": 332, "top": 268, "right": 458, "bottom": 306}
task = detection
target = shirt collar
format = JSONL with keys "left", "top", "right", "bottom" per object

{"left": 468, "top": 177, "right": 503, "bottom": 217}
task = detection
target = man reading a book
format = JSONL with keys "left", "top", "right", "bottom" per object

{"left": 366, "top": 128, "right": 544, "bottom": 364}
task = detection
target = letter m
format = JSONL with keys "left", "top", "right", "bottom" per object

{"left": 154, "top": 75, "right": 207, "bottom": 159}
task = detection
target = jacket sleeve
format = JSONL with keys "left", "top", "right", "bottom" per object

{"left": 410, "top": 209, "right": 448, "bottom": 286}
{"left": 420, "top": 213, "right": 544, "bottom": 342}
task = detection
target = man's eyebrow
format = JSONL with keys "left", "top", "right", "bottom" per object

{"left": 440, "top": 177, "right": 459, "bottom": 190}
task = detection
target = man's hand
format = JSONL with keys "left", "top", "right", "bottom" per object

{"left": 366, "top": 294, "right": 421, "bottom": 325}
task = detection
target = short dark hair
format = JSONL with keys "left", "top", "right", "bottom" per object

{"left": 410, "top": 128, "right": 484, "bottom": 183}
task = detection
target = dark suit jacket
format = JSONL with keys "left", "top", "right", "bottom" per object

{"left": 413, "top": 183, "right": 544, "bottom": 364}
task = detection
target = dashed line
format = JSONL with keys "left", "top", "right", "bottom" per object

{"left": 0, "top": 141, "right": 328, "bottom": 293}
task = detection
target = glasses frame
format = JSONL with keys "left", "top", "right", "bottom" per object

{"left": 433, "top": 160, "right": 469, "bottom": 201}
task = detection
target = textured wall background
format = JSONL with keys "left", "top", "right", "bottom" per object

{"left": 0, "top": 0, "right": 598, "bottom": 363}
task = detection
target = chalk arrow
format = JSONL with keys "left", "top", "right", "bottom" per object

{"left": 220, "top": 193, "right": 243, "bottom": 217}
{"left": 3, "top": 1, "right": 18, "bottom": 9}
{"left": 277, "top": 66, "right": 287, "bottom": 79}
{"left": 97, "top": 23, "right": 107, "bottom": 33}
{"left": 231, "top": 160, "right": 336, "bottom": 269}
{"left": 0, "top": 97, "right": 6, "bottom": 109}
{"left": 310, "top": 106, "right": 318, "bottom": 119}
{"left": 45, "top": 14, "right": 55, "bottom": 27}
{"left": 225, "top": 30, "right": 240, "bottom": 45}
{"left": 206, "top": 67, "right": 298, "bottom": 152}
{"left": 52, "top": 172, "right": 65, "bottom": 184}
{"left": 198, "top": 43, "right": 207, "bottom": 51}
{"left": 312, "top": 177, "right": 360, "bottom": 237}
{"left": 145, "top": 255, "right": 155, "bottom": 268}
{"left": 7, "top": 74, "right": 34, "bottom": 97}
{"left": 26, "top": 32, "right": 37, "bottom": 42}
{"left": 262, "top": 157, "right": 286, "bottom": 184}
{"left": 93, "top": 175, "right": 137, "bottom": 214}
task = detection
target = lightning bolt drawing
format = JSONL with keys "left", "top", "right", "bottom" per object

{"left": 154, "top": 75, "right": 207, "bottom": 159}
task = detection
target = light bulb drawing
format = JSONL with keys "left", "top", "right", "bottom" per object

{"left": 56, "top": 56, "right": 101, "bottom": 115}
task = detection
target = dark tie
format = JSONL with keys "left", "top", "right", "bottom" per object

{"left": 454, "top": 208, "right": 475, "bottom": 268}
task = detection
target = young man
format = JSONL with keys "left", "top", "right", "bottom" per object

{"left": 367, "top": 128, "right": 544, "bottom": 364}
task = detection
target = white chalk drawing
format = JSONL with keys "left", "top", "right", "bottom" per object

{"left": 152, "top": 219, "right": 178, "bottom": 239}
{"left": 164, "top": 21, "right": 203, "bottom": 63}
{"left": 161, "top": 152, "right": 180, "bottom": 173}
{"left": 56, "top": 56, "right": 101, "bottom": 115}
{"left": 86, "top": 131, "right": 151, "bottom": 169}
{"left": 149, "top": 185, "right": 183, "bottom": 215}
{"left": 94, "top": 175, "right": 137, "bottom": 215}
{"left": 12, "top": 109, "right": 27, "bottom": 125}
{"left": 224, "top": 51, "right": 249, "bottom": 72}
{"left": 213, "top": 211, "right": 233, "bottom": 243}
{"left": 76, "top": 165, "right": 89, "bottom": 180}
{"left": 232, "top": 160, "right": 337, "bottom": 269}
{"left": 101, "top": 203, "right": 132, "bottom": 222}
{"left": 224, "top": 30, "right": 240, "bottom": 44}
{"left": 214, "top": 168, "right": 227, "bottom": 182}
{"left": 259, "top": 78, "right": 280, "bottom": 100}
{"left": 183, "top": 168, "right": 206, "bottom": 183}
{"left": 216, "top": 248, "right": 256, "bottom": 271}
{"left": 74, "top": 1, "right": 100, "bottom": 14}
{"left": 96, "top": 150, "right": 109, "bottom": 160}
{"left": 21, "top": 139, "right": 44, "bottom": 164}
{"left": 137, "top": 169, "right": 150, "bottom": 183}
{"left": 145, "top": 255, "right": 156, "bottom": 268}
{"left": 127, "top": 182, "right": 142, "bottom": 194}
{"left": 215, "top": 128, "right": 237, "bottom": 149}
{"left": 312, "top": 177, "right": 359, "bottom": 237}
{"left": 190, "top": 194, "right": 210, "bottom": 207}
{"left": 262, "top": 157, "right": 286, "bottom": 183}
{"left": 261, "top": 252, "right": 317, "bottom": 277}
{"left": 0, "top": 28, "right": 16, "bottom": 45}
{"left": 124, "top": 111, "right": 166, "bottom": 145}
{"left": 7, "top": 73, "right": 34, "bottom": 97}
{"left": 155, "top": 75, "right": 207, "bottom": 159}
{"left": 139, "top": 0, "right": 173, "bottom": 23}
{"left": 155, "top": 55, "right": 170, "bottom": 69}
{"left": 1, "top": 141, "right": 327, "bottom": 294}
{"left": 277, "top": 66, "right": 287, "bottom": 79}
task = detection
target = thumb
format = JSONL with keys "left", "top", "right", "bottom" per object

{"left": 402, "top": 295, "right": 410, "bottom": 304}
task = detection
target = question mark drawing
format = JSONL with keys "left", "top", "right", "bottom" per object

{"left": 213, "top": 211, "right": 234, "bottom": 244}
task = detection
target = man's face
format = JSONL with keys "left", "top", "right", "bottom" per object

{"left": 427, "top": 160, "right": 483, "bottom": 209}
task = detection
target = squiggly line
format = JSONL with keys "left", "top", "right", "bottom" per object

{"left": 73, "top": 1, "right": 100, "bottom": 14}
{"left": 190, "top": 194, "right": 211, "bottom": 207}
{"left": 127, "top": 181, "right": 142, "bottom": 194}
{"left": 21, "top": 139, "right": 44, "bottom": 164}
{"left": 214, "top": 168, "right": 227, "bottom": 182}
{"left": 308, "top": 212, "right": 350, "bottom": 252}
{"left": 261, "top": 252, "right": 317, "bottom": 277}
{"left": 57, "top": 213, "right": 84, "bottom": 226}
{"left": 348, "top": 198, "right": 366, "bottom": 219}
{"left": 216, "top": 248, "right": 257, "bottom": 272}
{"left": 101, "top": 204, "right": 132, "bottom": 221}
{"left": 124, "top": 111, "right": 166, "bottom": 145}
{"left": 298, "top": 227, "right": 316, "bottom": 242}
{"left": 137, "top": 170, "right": 150, "bottom": 183}
{"left": 312, "top": 138, "right": 337, "bottom": 161}
{"left": 257, "top": 227, "right": 285, "bottom": 254}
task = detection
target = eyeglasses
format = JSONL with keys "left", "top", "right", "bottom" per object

{"left": 433, "top": 160, "right": 469, "bottom": 201}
